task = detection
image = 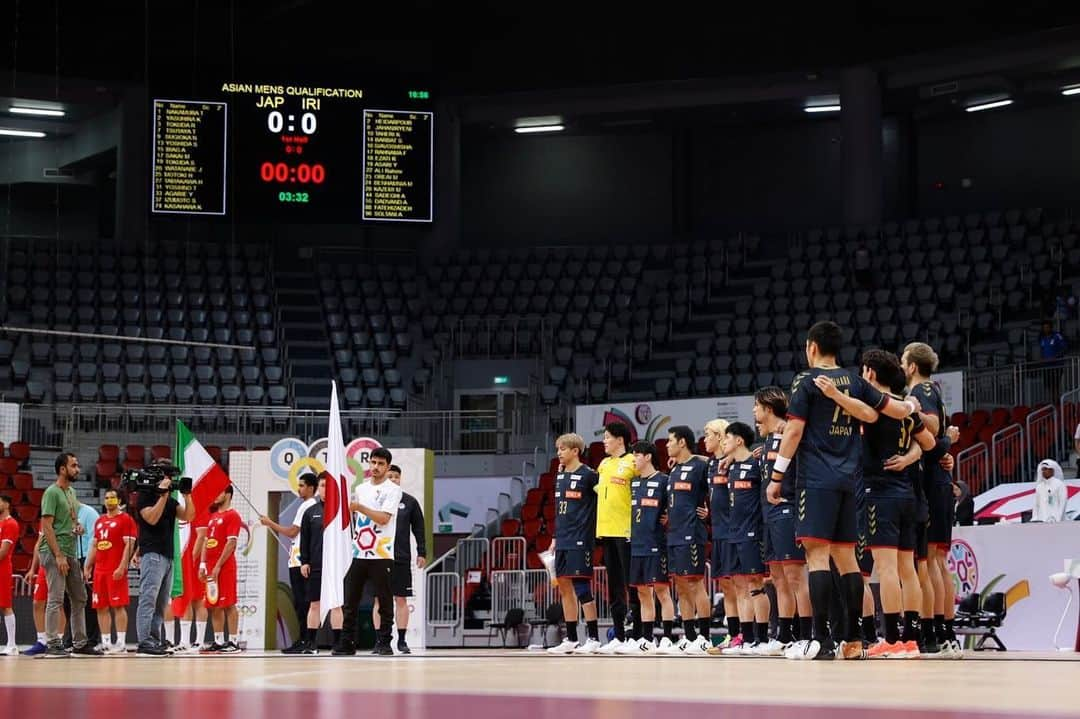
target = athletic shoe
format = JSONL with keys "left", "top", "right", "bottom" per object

{"left": 683, "top": 636, "right": 710, "bottom": 655}
{"left": 596, "top": 638, "right": 625, "bottom": 655}
{"left": 397, "top": 640, "right": 411, "bottom": 655}
{"left": 947, "top": 638, "right": 964, "bottom": 659}
{"left": 867, "top": 640, "right": 902, "bottom": 659}
{"left": 282, "top": 638, "right": 307, "bottom": 655}
{"left": 23, "top": 641, "right": 47, "bottom": 657}
{"left": 673, "top": 637, "right": 692, "bottom": 654}
{"left": 0, "top": 645, "right": 18, "bottom": 656}
{"left": 792, "top": 639, "right": 834, "bottom": 660}
{"left": 373, "top": 642, "right": 394, "bottom": 656}
{"left": 300, "top": 641, "right": 317, "bottom": 655}
{"left": 547, "top": 639, "right": 578, "bottom": 654}
{"left": 572, "top": 638, "right": 602, "bottom": 654}
{"left": 784, "top": 639, "right": 809, "bottom": 659}
{"left": 217, "top": 641, "right": 241, "bottom": 654}
{"left": 919, "top": 639, "right": 941, "bottom": 656}
{"left": 71, "top": 644, "right": 104, "bottom": 657}
{"left": 106, "top": 643, "right": 127, "bottom": 655}
{"left": 331, "top": 638, "right": 357, "bottom": 656}
{"left": 752, "top": 639, "right": 786, "bottom": 657}
{"left": 200, "top": 642, "right": 225, "bottom": 654}
{"left": 714, "top": 634, "right": 734, "bottom": 650}
{"left": 838, "top": 640, "right": 867, "bottom": 660}
{"left": 615, "top": 638, "right": 646, "bottom": 655}
{"left": 44, "top": 645, "right": 70, "bottom": 659}
{"left": 721, "top": 634, "right": 745, "bottom": 655}
{"left": 136, "top": 642, "right": 168, "bottom": 657}
{"left": 655, "top": 637, "right": 678, "bottom": 655}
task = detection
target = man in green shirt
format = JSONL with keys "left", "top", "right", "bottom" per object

{"left": 40, "top": 452, "right": 100, "bottom": 657}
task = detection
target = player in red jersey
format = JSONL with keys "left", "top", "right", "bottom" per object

{"left": 0, "top": 495, "right": 19, "bottom": 655}
{"left": 172, "top": 508, "right": 210, "bottom": 652}
{"left": 83, "top": 490, "right": 136, "bottom": 654}
{"left": 200, "top": 486, "right": 243, "bottom": 653}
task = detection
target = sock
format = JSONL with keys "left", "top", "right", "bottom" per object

{"left": 37, "top": 631, "right": 45, "bottom": 643}
{"left": 612, "top": 608, "right": 626, "bottom": 641}
{"left": 566, "top": 621, "right": 578, "bottom": 642}
{"left": 631, "top": 616, "right": 642, "bottom": 642}
{"left": 194, "top": 621, "right": 205, "bottom": 646}
{"left": 934, "top": 614, "right": 946, "bottom": 643}
{"left": 102, "top": 635, "right": 112, "bottom": 648}
{"left": 808, "top": 570, "right": 833, "bottom": 645}
{"left": 903, "top": 611, "right": 920, "bottom": 642}
{"left": 117, "top": 631, "right": 126, "bottom": 647}
{"left": 684, "top": 621, "right": 697, "bottom": 642}
{"left": 944, "top": 617, "right": 956, "bottom": 642}
{"left": 332, "top": 628, "right": 341, "bottom": 645}
{"left": 397, "top": 629, "right": 406, "bottom": 644}
{"left": 861, "top": 615, "right": 877, "bottom": 643}
{"left": 179, "top": 621, "right": 192, "bottom": 646}
{"left": 642, "top": 620, "right": 654, "bottom": 643}
{"left": 884, "top": 613, "right": 901, "bottom": 644}
{"left": 4, "top": 615, "right": 15, "bottom": 647}
{"left": 726, "top": 616, "right": 740, "bottom": 640}
{"left": 697, "top": 618, "right": 710, "bottom": 641}
{"left": 799, "top": 616, "right": 813, "bottom": 642}
{"left": 586, "top": 620, "right": 599, "bottom": 641}
{"left": 778, "top": 617, "right": 794, "bottom": 644}
{"left": 214, "top": 632, "right": 224, "bottom": 645}
{"left": 662, "top": 620, "right": 674, "bottom": 641}
{"left": 921, "top": 617, "right": 936, "bottom": 647}
{"left": 841, "top": 573, "right": 864, "bottom": 642}
{"left": 756, "top": 622, "right": 769, "bottom": 645}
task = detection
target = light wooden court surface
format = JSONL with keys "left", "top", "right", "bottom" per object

{"left": 1, "top": 650, "right": 1078, "bottom": 719}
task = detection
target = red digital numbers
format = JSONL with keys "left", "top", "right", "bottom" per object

{"left": 259, "top": 162, "right": 326, "bottom": 184}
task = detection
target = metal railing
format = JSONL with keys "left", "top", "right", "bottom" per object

{"left": 455, "top": 538, "right": 489, "bottom": 581}
{"left": 490, "top": 536, "right": 527, "bottom": 572}
{"left": 592, "top": 565, "right": 611, "bottom": 623}
{"left": 1025, "top": 404, "right": 1058, "bottom": 466}
{"left": 445, "top": 316, "right": 553, "bottom": 363}
{"left": 956, "top": 443, "right": 990, "bottom": 495}
{"left": 1060, "top": 387, "right": 1080, "bottom": 462}
{"left": 15, "top": 402, "right": 536, "bottom": 456}
{"left": 523, "top": 569, "right": 559, "bottom": 627}
{"left": 965, "top": 356, "right": 1080, "bottom": 411}
{"left": 490, "top": 569, "right": 526, "bottom": 633}
{"left": 990, "top": 424, "right": 1028, "bottom": 490}
{"left": 426, "top": 572, "right": 462, "bottom": 629}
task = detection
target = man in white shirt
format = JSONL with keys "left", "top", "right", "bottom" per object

{"left": 1032, "top": 459, "right": 1068, "bottom": 523}
{"left": 259, "top": 472, "right": 318, "bottom": 653}
{"left": 332, "top": 447, "right": 401, "bottom": 657}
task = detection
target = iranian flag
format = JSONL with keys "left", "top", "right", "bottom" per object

{"left": 172, "top": 420, "right": 233, "bottom": 597}
{"left": 320, "top": 382, "right": 353, "bottom": 622}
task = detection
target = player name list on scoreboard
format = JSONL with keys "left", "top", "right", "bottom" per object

{"left": 151, "top": 99, "right": 228, "bottom": 215}
{"left": 363, "top": 109, "right": 434, "bottom": 222}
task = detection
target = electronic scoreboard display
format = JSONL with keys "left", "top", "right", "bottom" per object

{"left": 151, "top": 82, "right": 434, "bottom": 223}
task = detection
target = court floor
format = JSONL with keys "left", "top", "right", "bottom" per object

{"left": 1, "top": 649, "right": 1077, "bottom": 718}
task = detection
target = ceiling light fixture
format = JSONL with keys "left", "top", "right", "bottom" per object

{"left": 0, "top": 128, "right": 46, "bottom": 137}
{"left": 9, "top": 106, "right": 65, "bottom": 117}
{"left": 804, "top": 105, "right": 841, "bottom": 113}
{"left": 965, "top": 99, "right": 1013, "bottom": 112}
{"left": 514, "top": 125, "right": 565, "bottom": 134}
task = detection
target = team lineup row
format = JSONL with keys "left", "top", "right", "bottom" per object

{"left": 544, "top": 323, "right": 962, "bottom": 661}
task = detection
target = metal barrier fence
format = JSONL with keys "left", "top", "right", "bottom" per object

{"left": 1025, "top": 404, "right": 1058, "bottom": 466}
{"left": 990, "top": 424, "right": 1028, "bottom": 490}
{"left": 1060, "top": 387, "right": 1080, "bottom": 461}
{"left": 965, "top": 357, "right": 1080, "bottom": 411}
{"left": 490, "top": 569, "right": 526, "bottom": 631}
{"left": 523, "top": 569, "right": 559, "bottom": 626}
{"left": 490, "top": 536, "right": 527, "bottom": 572}
{"left": 426, "top": 572, "right": 462, "bottom": 629}
{"left": 14, "top": 402, "right": 538, "bottom": 456}
{"left": 956, "top": 443, "right": 990, "bottom": 495}
{"left": 455, "top": 538, "right": 489, "bottom": 581}
{"left": 592, "top": 565, "right": 610, "bottom": 622}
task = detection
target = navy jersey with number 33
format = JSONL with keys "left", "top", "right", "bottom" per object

{"left": 554, "top": 466, "right": 599, "bottom": 548}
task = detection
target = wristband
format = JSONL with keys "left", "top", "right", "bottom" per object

{"left": 769, "top": 473, "right": 784, "bottom": 484}
{"left": 773, "top": 455, "right": 791, "bottom": 474}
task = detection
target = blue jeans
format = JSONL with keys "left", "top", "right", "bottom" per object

{"left": 136, "top": 552, "right": 172, "bottom": 646}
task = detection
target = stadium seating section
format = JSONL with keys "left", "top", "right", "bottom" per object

{"left": 0, "top": 441, "right": 41, "bottom": 574}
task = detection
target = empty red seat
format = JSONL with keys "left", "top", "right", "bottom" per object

{"left": 523, "top": 518, "right": 542, "bottom": 539}
{"left": 0, "top": 475, "right": 10, "bottom": 491}
{"left": 98, "top": 444, "right": 120, "bottom": 462}
{"left": 526, "top": 552, "right": 543, "bottom": 570}
{"left": 535, "top": 534, "right": 552, "bottom": 552}
{"left": 96, "top": 459, "right": 118, "bottom": 479}
{"left": 150, "top": 445, "right": 171, "bottom": 461}
{"left": 525, "top": 488, "right": 545, "bottom": 506}
{"left": 991, "top": 408, "right": 1010, "bottom": 427}
{"left": 520, "top": 504, "right": 540, "bottom": 522}
{"left": 11, "top": 473, "right": 33, "bottom": 491}
{"left": 24, "top": 488, "right": 43, "bottom": 505}
{"left": 977, "top": 427, "right": 996, "bottom": 445}
{"left": 542, "top": 504, "right": 555, "bottom": 524}
{"left": 124, "top": 445, "right": 146, "bottom": 468}
{"left": 1010, "top": 406, "right": 1031, "bottom": 425}
{"left": 547, "top": 457, "right": 560, "bottom": 474}
{"left": 0, "top": 458, "right": 17, "bottom": 475}
{"left": 970, "top": 410, "right": 989, "bottom": 430}
{"left": 11, "top": 553, "right": 30, "bottom": 574}
{"left": 18, "top": 536, "right": 36, "bottom": 554}
{"left": 500, "top": 518, "right": 521, "bottom": 537}
{"left": 7, "top": 442, "right": 30, "bottom": 464}
{"left": 587, "top": 442, "right": 605, "bottom": 467}
{"left": 15, "top": 505, "right": 37, "bottom": 523}
{"left": 538, "top": 472, "right": 555, "bottom": 494}
{"left": 951, "top": 412, "right": 969, "bottom": 428}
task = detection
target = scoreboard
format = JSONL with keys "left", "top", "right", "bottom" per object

{"left": 151, "top": 82, "right": 434, "bottom": 223}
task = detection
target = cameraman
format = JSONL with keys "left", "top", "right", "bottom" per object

{"left": 133, "top": 464, "right": 194, "bottom": 656}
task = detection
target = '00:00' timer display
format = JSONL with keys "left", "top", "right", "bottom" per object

{"left": 150, "top": 82, "right": 434, "bottom": 222}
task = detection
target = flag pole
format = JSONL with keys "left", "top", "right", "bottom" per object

{"left": 227, "top": 480, "right": 292, "bottom": 554}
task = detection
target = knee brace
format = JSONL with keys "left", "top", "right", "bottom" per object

{"left": 573, "top": 578, "right": 593, "bottom": 604}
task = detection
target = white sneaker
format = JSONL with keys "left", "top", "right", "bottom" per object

{"left": 615, "top": 638, "right": 644, "bottom": 655}
{"left": 674, "top": 637, "right": 692, "bottom": 654}
{"left": 784, "top": 639, "right": 809, "bottom": 659}
{"left": 655, "top": 637, "right": 678, "bottom": 655}
{"left": 0, "top": 645, "right": 17, "bottom": 656}
{"left": 110, "top": 643, "right": 128, "bottom": 655}
{"left": 596, "top": 638, "right": 624, "bottom": 655}
{"left": 547, "top": 639, "right": 579, "bottom": 655}
{"left": 682, "top": 636, "right": 710, "bottom": 655}
{"left": 572, "top": 638, "right": 602, "bottom": 655}
{"left": 753, "top": 639, "right": 786, "bottom": 656}
{"left": 949, "top": 639, "right": 964, "bottom": 659}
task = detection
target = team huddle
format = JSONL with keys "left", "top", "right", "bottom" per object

{"left": 547, "top": 321, "right": 963, "bottom": 659}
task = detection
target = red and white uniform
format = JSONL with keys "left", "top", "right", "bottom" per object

{"left": 91, "top": 512, "right": 136, "bottom": 609}
{"left": 171, "top": 513, "right": 210, "bottom": 617}
{"left": 204, "top": 508, "right": 242, "bottom": 608}
{"left": 0, "top": 516, "right": 18, "bottom": 608}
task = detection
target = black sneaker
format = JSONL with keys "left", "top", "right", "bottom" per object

{"left": 373, "top": 642, "right": 394, "bottom": 656}
{"left": 331, "top": 639, "right": 356, "bottom": 656}
{"left": 200, "top": 642, "right": 224, "bottom": 654}
{"left": 161, "top": 640, "right": 176, "bottom": 655}
{"left": 300, "top": 641, "right": 317, "bottom": 655}
{"left": 71, "top": 645, "right": 104, "bottom": 657}
{"left": 282, "top": 639, "right": 307, "bottom": 655}
{"left": 136, "top": 642, "right": 168, "bottom": 657}
{"left": 397, "top": 641, "right": 411, "bottom": 655}
{"left": 44, "top": 645, "right": 70, "bottom": 659}
{"left": 218, "top": 641, "right": 241, "bottom": 654}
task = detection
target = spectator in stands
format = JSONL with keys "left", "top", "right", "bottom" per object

{"left": 952, "top": 480, "right": 974, "bottom": 527}
{"left": 1040, "top": 321, "right": 1067, "bottom": 361}
{"left": 40, "top": 452, "right": 100, "bottom": 657}
{"left": 1032, "top": 460, "right": 1068, "bottom": 523}
{"left": 133, "top": 461, "right": 195, "bottom": 656}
